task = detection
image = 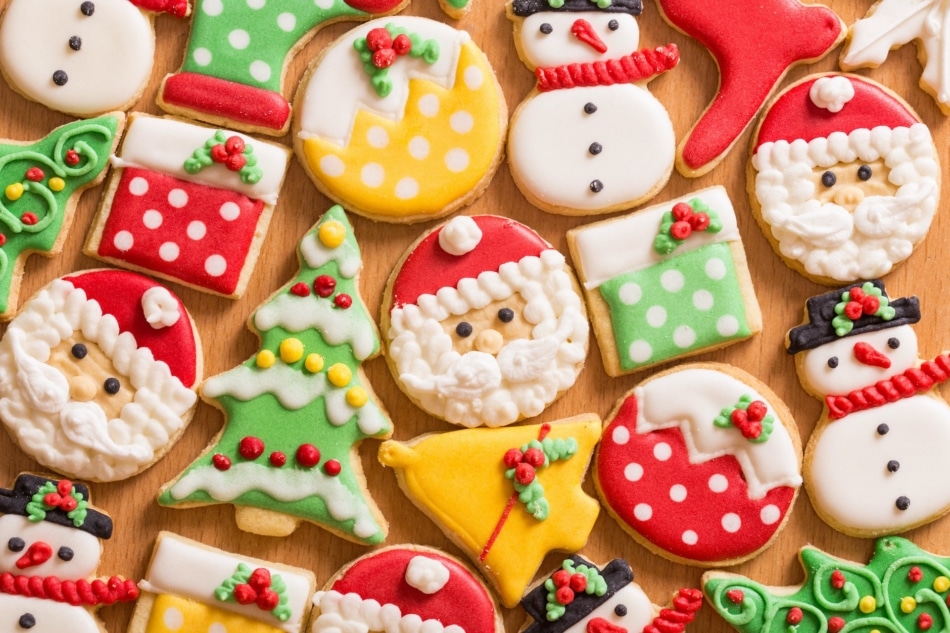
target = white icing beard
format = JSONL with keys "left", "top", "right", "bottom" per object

{"left": 0, "top": 515, "right": 101, "bottom": 579}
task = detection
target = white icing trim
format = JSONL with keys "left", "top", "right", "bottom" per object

{"left": 141, "top": 287, "right": 181, "bottom": 329}
{"left": 438, "top": 216, "right": 482, "bottom": 256}
{"left": 809, "top": 76, "right": 855, "bottom": 112}
{"left": 299, "top": 229, "right": 362, "bottom": 280}
{"left": 312, "top": 590, "right": 466, "bottom": 633}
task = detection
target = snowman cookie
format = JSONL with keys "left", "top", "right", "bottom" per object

{"left": 0, "top": 0, "right": 189, "bottom": 118}
{"left": 294, "top": 17, "right": 506, "bottom": 223}
{"left": 749, "top": 73, "right": 940, "bottom": 284}
{"left": 0, "top": 270, "right": 202, "bottom": 483}
{"left": 787, "top": 280, "right": 950, "bottom": 537}
{"left": 521, "top": 556, "right": 702, "bottom": 633}
{"left": 0, "top": 473, "right": 138, "bottom": 633}
{"left": 382, "top": 215, "right": 589, "bottom": 428}
{"left": 506, "top": 0, "right": 678, "bottom": 215}
{"left": 595, "top": 363, "right": 803, "bottom": 566}
{"left": 312, "top": 545, "right": 504, "bottom": 633}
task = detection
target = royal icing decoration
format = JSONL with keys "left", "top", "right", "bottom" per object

{"left": 655, "top": 0, "right": 845, "bottom": 176}
{"left": 384, "top": 215, "right": 589, "bottom": 428}
{"left": 787, "top": 280, "right": 950, "bottom": 536}
{"left": 507, "top": 0, "right": 677, "bottom": 214}
{"left": 296, "top": 17, "right": 505, "bottom": 223}
{"left": 378, "top": 416, "right": 602, "bottom": 607}
{"left": 751, "top": 74, "right": 939, "bottom": 283}
{"left": 85, "top": 113, "right": 290, "bottom": 298}
{"left": 568, "top": 186, "right": 760, "bottom": 376}
{"left": 0, "top": 0, "right": 188, "bottom": 117}
{"left": 160, "top": 206, "right": 392, "bottom": 542}
{"left": 0, "top": 271, "right": 200, "bottom": 482}
{"left": 596, "top": 364, "right": 802, "bottom": 565}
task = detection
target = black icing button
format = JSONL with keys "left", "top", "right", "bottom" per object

{"left": 583, "top": 102, "right": 597, "bottom": 115}
{"left": 589, "top": 142, "right": 602, "bottom": 155}
{"left": 896, "top": 496, "right": 911, "bottom": 511}
{"left": 69, "top": 36, "right": 82, "bottom": 51}
{"left": 589, "top": 179, "right": 603, "bottom": 193}
{"left": 887, "top": 460, "right": 900, "bottom": 473}
{"left": 80, "top": 1, "right": 95, "bottom": 16}
{"left": 52, "top": 70, "right": 68, "bottom": 86}
{"left": 876, "top": 423, "right": 889, "bottom": 436}
{"left": 18, "top": 614, "right": 35, "bottom": 630}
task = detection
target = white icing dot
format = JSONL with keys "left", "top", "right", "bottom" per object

{"left": 450, "top": 110, "right": 474, "bottom": 134}
{"left": 250, "top": 60, "right": 272, "bottom": 83}
{"left": 418, "top": 93, "right": 440, "bottom": 117}
{"left": 206, "top": 254, "right": 227, "bottom": 277}
{"left": 445, "top": 148, "right": 470, "bottom": 173}
{"left": 633, "top": 503, "right": 652, "bottom": 521}
{"left": 203, "top": 0, "right": 223, "bottom": 15}
{"left": 722, "top": 513, "right": 742, "bottom": 533}
{"left": 761, "top": 505, "right": 781, "bottom": 525}
{"left": 693, "top": 289, "right": 714, "bottom": 311}
{"left": 624, "top": 462, "right": 643, "bottom": 482}
{"left": 247, "top": 0, "right": 265, "bottom": 8}
{"left": 612, "top": 425, "right": 630, "bottom": 445}
{"left": 660, "top": 269, "right": 685, "bottom": 292}
{"left": 315, "top": 0, "right": 334, "bottom": 8}
{"left": 708, "top": 474, "right": 729, "bottom": 493}
{"left": 408, "top": 136, "right": 430, "bottom": 160}
{"left": 619, "top": 282, "right": 642, "bottom": 305}
{"left": 646, "top": 305, "right": 667, "bottom": 328}
{"left": 717, "top": 315, "right": 740, "bottom": 337}
{"left": 395, "top": 177, "right": 419, "bottom": 200}
{"left": 220, "top": 201, "right": 241, "bottom": 221}
{"left": 229, "top": 29, "right": 251, "bottom": 50}
{"left": 159, "top": 242, "right": 180, "bottom": 262}
{"left": 670, "top": 484, "right": 687, "bottom": 502}
{"left": 653, "top": 442, "right": 672, "bottom": 461}
{"left": 361, "top": 163, "right": 385, "bottom": 188}
{"left": 673, "top": 325, "right": 696, "bottom": 349}
{"left": 367, "top": 126, "right": 389, "bottom": 148}
{"left": 142, "top": 210, "right": 162, "bottom": 229}
{"left": 277, "top": 12, "right": 296, "bottom": 31}
{"left": 706, "top": 257, "right": 727, "bottom": 280}
{"left": 464, "top": 65, "right": 484, "bottom": 90}
{"left": 628, "top": 340, "right": 652, "bottom": 363}
{"left": 320, "top": 155, "right": 345, "bottom": 178}
{"left": 128, "top": 176, "right": 149, "bottom": 196}
{"left": 682, "top": 530, "right": 698, "bottom": 545}
{"left": 187, "top": 221, "right": 207, "bottom": 240}
{"left": 113, "top": 231, "right": 133, "bottom": 251}
{"left": 163, "top": 606, "right": 184, "bottom": 631}
{"left": 167, "top": 189, "right": 188, "bottom": 208}
{"left": 193, "top": 47, "right": 213, "bottom": 66}
{"left": 208, "top": 623, "right": 227, "bottom": 633}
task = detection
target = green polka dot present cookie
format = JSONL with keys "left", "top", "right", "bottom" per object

{"left": 567, "top": 185, "right": 762, "bottom": 376}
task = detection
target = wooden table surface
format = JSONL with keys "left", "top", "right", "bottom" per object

{"left": 1, "top": 0, "right": 949, "bottom": 631}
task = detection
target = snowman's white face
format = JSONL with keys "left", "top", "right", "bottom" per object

{"left": 519, "top": 12, "right": 639, "bottom": 68}
{"left": 2, "top": 594, "right": 102, "bottom": 633}
{"left": 0, "top": 515, "right": 101, "bottom": 579}
{"left": 563, "top": 584, "right": 654, "bottom": 633}
{"left": 800, "top": 325, "right": 919, "bottom": 396}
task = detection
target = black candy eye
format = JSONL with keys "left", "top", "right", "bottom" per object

{"left": 584, "top": 102, "right": 597, "bottom": 115}
{"left": 18, "top": 614, "right": 35, "bottom": 630}
{"left": 608, "top": 19, "right": 619, "bottom": 30}
{"left": 539, "top": 22, "right": 552, "bottom": 34}
{"left": 455, "top": 322, "right": 473, "bottom": 338}
{"left": 103, "top": 377, "right": 120, "bottom": 395}
{"left": 57, "top": 546, "right": 74, "bottom": 561}
{"left": 614, "top": 604, "right": 627, "bottom": 617}
{"left": 857, "top": 165, "right": 872, "bottom": 181}
{"left": 498, "top": 308, "right": 514, "bottom": 323}
{"left": 887, "top": 337, "right": 900, "bottom": 349}
{"left": 71, "top": 343, "right": 87, "bottom": 359}
{"left": 827, "top": 357, "right": 838, "bottom": 369}
{"left": 8, "top": 537, "right": 24, "bottom": 552}
{"left": 821, "top": 171, "right": 836, "bottom": 187}
{"left": 80, "top": 1, "right": 95, "bottom": 16}
{"left": 69, "top": 36, "right": 82, "bottom": 51}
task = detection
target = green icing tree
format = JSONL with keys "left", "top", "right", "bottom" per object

{"left": 160, "top": 205, "right": 392, "bottom": 543}
{"left": 705, "top": 537, "right": 950, "bottom": 633}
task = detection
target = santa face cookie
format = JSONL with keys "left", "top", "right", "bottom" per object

{"left": 787, "top": 280, "right": 950, "bottom": 537}
{"left": 0, "top": 474, "right": 138, "bottom": 633}
{"left": 313, "top": 546, "right": 503, "bottom": 633}
{"left": 294, "top": 17, "right": 507, "bottom": 223}
{"left": 0, "top": 270, "right": 201, "bottom": 483}
{"left": 506, "top": 0, "right": 678, "bottom": 215}
{"left": 0, "top": 0, "right": 188, "bottom": 118}
{"left": 382, "top": 215, "right": 589, "bottom": 428}
{"left": 131, "top": 532, "right": 315, "bottom": 633}
{"left": 596, "top": 363, "right": 802, "bottom": 566}
{"left": 750, "top": 73, "right": 940, "bottom": 284}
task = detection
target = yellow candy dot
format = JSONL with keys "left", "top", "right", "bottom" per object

{"left": 318, "top": 220, "right": 346, "bottom": 248}
{"left": 279, "top": 338, "right": 304, "bottom": 363}
{"left": 346, "top": 386, "right": 368, "bottom": 408}
{"left": 935, "top": 576, "right": 950, "bottom": 592}
{"left": 256, "top": 350, "right": 276, "bottom": 368}
{"left": 901, "top": 597, "right": 917, "bottom": 613}
{"left": 871, "top": 630, "right": 881, "bottom": 633}
{"left": 327, "top": 363, "right": 352, "bottom": 387}
{"left": 859, "top": 596, "right": 876, "bottom": 613}
{"left": 48, "top": 177, "right": 65, "bottom": 192}
{"left": 304, "top": 353, "right": 325, "bottom": 373}
{"left": 5, "top": 183, "right": 23, "bottom": 200}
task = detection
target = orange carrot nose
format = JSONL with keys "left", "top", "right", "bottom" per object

{"left": 571, "top": 19, "right": 608, "bottom": 53}
{"left": 16, "top": 541, "right": 53, "bottom": 569}
{"left": 853, "top": 341, "right": 892, "bottom": 369}
{"left": 587, "top": 617, "right": 627, "bottom": 633}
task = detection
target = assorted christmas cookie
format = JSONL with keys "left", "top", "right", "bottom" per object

{"left": 85, "top": 113, "right": 291, "bottom": 298}
{"left": 655, "top": 0, "right": 845, "bottom": 177}
{"left": 378, "top": 416, "right": 602, "bottom": 608}
{"left": 0, "top": 473, "right": 138, "bottom": 633}
{"left": 0, "top": 114, "right": 124, "bottom": 321}
{"left": 567, "top": 186, "right": 762, "bottom": 376}
{"left": 130, "top": 532, "right": 315, "bottom": 633}
{"left": 0, "top": 0, "right": 189, "bottom": 118}
{"left": 160, "top": 206, "right": 392, "bottom": 542}
{"left": 0, "top": 270, "right": 201, "bottom": 483}
{"left": 506, "top": 0, "right": 678, "bottom": 215}
{"left": 312, "top": 545, "right": 504, "bottom": 633}
{"left": 787, "top": 280, "right": 950, "bottom": 537}
{"left": 749, "top": 73, "right": 940, "bottom": 285}
{"left": 704, "top": 536, "right": 950, "bottom": 633}
{"left": 840, "top": 0, "right": 950, "bottom": 114}
{"left": 382, "top": 215, "right": 589, "bottom": 428}
{"left": 595, "top": 363, "right": 803, "bottom": 566}
{"left": 294, "top": 17, "right": 506, "bottom": 223}
{"left": 157, "top": 0, "right": 406, "bottom": 136}
{"left": 521, "top": 556, "right": 702, "bottom": 633}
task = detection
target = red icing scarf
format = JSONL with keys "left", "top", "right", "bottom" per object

{"left": 826, "top": 353, "right": 950, "bottom": 419}
{"left": 535, "top": 43, "right": 679, "bottom": 91}
{"left": 0, "top": 572, "right": 139, "bottom": 606}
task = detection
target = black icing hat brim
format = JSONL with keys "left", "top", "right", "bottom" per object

{"left": 0, "top": 474, "right": 113, "bottom": 539}
{"left": 511, "top": 0, "right": 642, "bottom": 17}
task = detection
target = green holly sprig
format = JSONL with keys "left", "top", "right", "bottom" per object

{"left": 184, "top": 131, "right": 262, "bottom": 185}
{"left": 26, "top": 480, "right": 88, "bottom": 528}
{"left": 832, "top": 282, "right": 895, "bottom": 337}
{"left": 215, "top": 563, "right": 292, "bottom": 621}
{"left": 355, "top": 25, "right": 440, "bottom": 98}
{"left": 545, "top": 558, "right": 608, "bottom": 621}
{"left": 713, "top": 394, "right": 774, "bottom": 444}
{"left": 503, "top": 435, "right": 578, "bottom": 520}
{"left": 654, "top": 198, "right": 722, "bottom": 256}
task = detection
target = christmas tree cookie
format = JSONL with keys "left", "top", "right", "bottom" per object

{"left": 0, "top": 114, "right": 124, "bottom": 320}
{"left": 159, "top": 205, "right": 392, "bottom": 543}
{"left": 378, "top": 416, "right": 602, "bottom": 608}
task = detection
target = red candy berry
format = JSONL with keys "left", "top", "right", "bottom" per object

{"left": 909, "top": 567, "right": 924, "bottom": 583}
{"left": 828, "top": 617, "right": 845, "bottom": 633}
{"left": 830, "top": 570, "right": 845, "bottom": 590}
{"left": 44, "top": 493, "right": 62, "bottom": 507}
{"left": 689, "top": 212, "right": 710, "bottom": 231}
{"left": 211, "top": 144, "right": 228, "bottom": 163}
{"left": 372, "top": 48, "right": 396, "bottom": 69}
{"left": 314, "top": 275, "right": 336, "bottom": 297}
{"left": 270, "top": 452, "right": 287, "bottom": 467}
{"left": 26, "top": 167, "right": 44, "bottom": 182}
{"left": 392, "top": 33, "right": 411, "bottom": 55}
{"left": 515, "top": 462, "right": 536, "bottom": 485}
{"left": 555, "top": 586, "right": 574, "bottom": 605}
{"left": 257, "top": 589, "right": 280, "bottom": 611}
{"left": 726, "top": 589, "right": 744, "bottom": 604}
{"left": 225, "top": 153, "right": 247, "bottom": 172}
{"left": 569, "top": 573, "right": 587, "bottom": 592}
{"left": 248, "top": 568, "right": 271, "bottom": 591}
{"left": 366, "top": 28, "right": 392, "bottom": 51}
{"left": 786, "top": 607, "right": 803, "bottom": 625}
{"left": 919, "top": 614, "right": 934, "bottom": 631}
{"left": 290, "top": 282, "right": 310, "bottom": 297}
{"left": 65, "top": 149, "right": 80, "bottom": 166}
{"left": 57, "top": 480, "right": 72, "bottom": 496}
{"left": 334, "top": 294, "right": 352, "bottom": 309}
{"left": 225, "top": 136, "right": 246, "bottom": 155}
{"left": 552, "top": 570, "right": 571, "bottom": 587}
{"left": 233, "top": 583, "right": 257, "bottom": 605}
{"left": 213, "top": 454, "right": 232, "bottom": 471}
{"left": 296, "top": 444, "right": 320, "bottom": 468}
{"left": 670, "top": 221, "right": 692, "bottom": 240}
{"left": 21, "top": 213, "right": 38, "bottom": 226}
{"left": 239, "top": 436, "right": 265, "bottom": 460}
{"left": 323, "top": 460, "right": 342, "bottom": 476}
{"left": 523, "top": 447, "right": 545, "bottom": 467}
{"left": 0, "top": 234, "right": 7, "bottom": 247}
{"left": 671, "top": 202, "right": 692, "bottom": 221}
{"left": 59, "top": 496, "right": 77, "bottom": 512}
{"left": 503, "top": 448, "right": 523, "bottom": 468}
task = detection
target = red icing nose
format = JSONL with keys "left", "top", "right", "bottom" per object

{"left": 588, "top": 618, "right": 627, "bottom": 633}
{"left": 571, "top": 19, "right": 608, "bottom": 54}
{"left": 853, "top": 341, "right": 892, "bottom": 369}
{"left": 16, "top": 541, "right": 53, "bottom": 569}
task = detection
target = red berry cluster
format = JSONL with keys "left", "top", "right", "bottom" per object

{"left": 211, "top": 437, "right": 342, "bottom": 476}
{"left": 233, "top": 568, "right": 280, "bottom": 612}
{"left": 26, "top": 168, "right": 44, "bottom": 182}
{"left": 668, "top": 202, "right": 711, "bottom": 240}
{"left": 503, "top": 446, "right": 546, "bottom": 485}
{"left": 366, "top": 27, "right": 412, "bottom": 69}
{"left": 43, "top": 480, "right": 78, "bottom": 512}
{"left": 289, "top": 275, "right": 352, "bottom": 309}
{"left": 908, "top": 566, "right": 923, "bottom": 583}
{"left": 211, "top": 136, "right": 248, "bottom": 172}
{"left": 550, "top": 568, "right": 588, "bottom": 606}
{"left": 730, "top": 400, "right": 768, "bottom": 440}
{"left": 841, "top": 286, "right": 881, "bottom": 321}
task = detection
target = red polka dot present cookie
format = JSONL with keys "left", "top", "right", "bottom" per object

{"left": 85, "top": 113, "right": 291, "bottom": 298}
{"left": 595, "top": 362, "right": 802, "bottom": 566}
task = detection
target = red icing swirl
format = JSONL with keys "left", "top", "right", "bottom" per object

{"left": 643, "top": 588, "right": 703, "bottom": 633}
